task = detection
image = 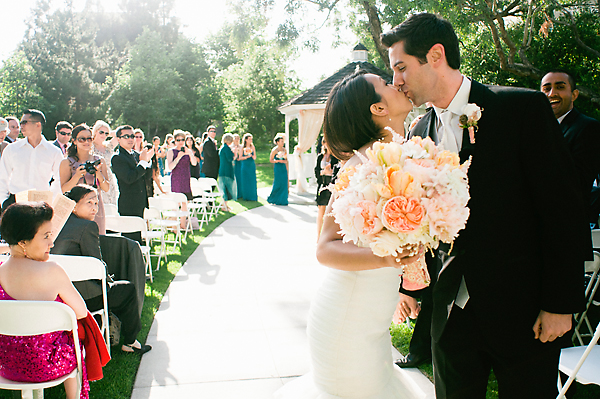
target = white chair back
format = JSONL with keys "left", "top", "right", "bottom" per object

{"left": 0, "top": 301, "right": 82, "bottom": 396}
{"left": 104, "top": 203, "right": 119, "bottom": 216}
{"left": 105, "top": 215, "right": 148, "bottom": 235}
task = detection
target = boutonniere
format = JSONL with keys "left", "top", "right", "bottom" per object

{"left": 458, "top": 103, "right": 483, "bottom": 144}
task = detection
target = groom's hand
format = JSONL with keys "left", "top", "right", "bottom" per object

{"left": 532, "top": 310, "right": 572, "bottom": 342}
{"left": 393, "top": 293, "right": 420, "bottom": 324}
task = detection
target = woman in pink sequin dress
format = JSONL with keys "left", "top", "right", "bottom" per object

{"left": 0, "top": 203, "right": 89, "bottom": 399}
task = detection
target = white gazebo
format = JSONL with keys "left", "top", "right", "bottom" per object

{"left": 277, "top": 43, "right": 392, "bottom": 185}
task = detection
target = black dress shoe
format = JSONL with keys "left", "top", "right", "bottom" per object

{"left": 395, "top": 353, "right": 431, "bottom": 368}
{"left": 122, "top": 343, "right": 152, "bottom": 355}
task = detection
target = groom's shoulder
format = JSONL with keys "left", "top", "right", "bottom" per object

{"left": 479, "top": 82, "right": 545, "bottom": 105}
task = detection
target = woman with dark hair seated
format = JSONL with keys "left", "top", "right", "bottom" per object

{"left": 0, "top": 202, "right": 90, "bottom": 399}
{"left": 51, "top": 184, "right": 151, "bottom": 355}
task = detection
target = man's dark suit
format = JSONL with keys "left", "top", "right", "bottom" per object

{"left": 51, "top": 213, "right": 142, "bottom": 345}
{"left": 410, "top": 80, "right": 589, "bottom": 398}
{"left": 201, "top": 137, "right": 220, "bottom": 180}
{"left": 560, "top": 108, "right": 600, "bottom": 223}
{"left": 52, "top": 139, "right": 66, "bottom": 155}
{"left": 111, "top": 148, "right": 148, "bottom": 242}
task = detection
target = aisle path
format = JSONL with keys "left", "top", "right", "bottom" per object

{"left": 131, "top": 198, "right": 434, "bottom": 398}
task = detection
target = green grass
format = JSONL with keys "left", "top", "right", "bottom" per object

{"left": 390, "top": 321, "right": 600, "bottom": 398}
{"left": 0, "top": 199, "right": 264, "bottom": 399}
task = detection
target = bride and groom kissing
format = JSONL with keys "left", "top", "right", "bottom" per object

{"left": 277, "top": 12, "right": 589, "bottom": 399}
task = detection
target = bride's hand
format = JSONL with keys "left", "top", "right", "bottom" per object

{"left": 387, "top": 245, "right": 424, "bottom": 269}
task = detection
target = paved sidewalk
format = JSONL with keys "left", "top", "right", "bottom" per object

{"left": 131, "top": 198, "right": 434, "bottom": 398}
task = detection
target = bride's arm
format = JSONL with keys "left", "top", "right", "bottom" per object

{"left": 316, "top": 200, "right": 420, "bottom": 271}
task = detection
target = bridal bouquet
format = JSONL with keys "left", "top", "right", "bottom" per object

{"left": 329, "top": 132, "right": 471, "bottom": 290}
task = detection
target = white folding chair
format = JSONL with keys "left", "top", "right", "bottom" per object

{"left": 148, "top": 196, "right": 188, "bottom": 245}
{"left": 104, "top": 203, "right": 119, "bottom": 216}
{"left": 47, "top": 254, "right": 111, "bottom": 355}
{"left": 557, "top": 321, "right": 600, "bottom": 398}
{"left": 573, "top": 251, "right": 600, "bottom": 345}
{"left": 164, "top": 192, "right": 194, "bottom": 240}
{"left": 190, "top": 179, "right": 211, "bottom": 228}
{"left": 104, "top": 215, "right": 157, "bottom": 282}
{"left": 198, "top": 177, "right": 224, "bottom": 219}
{"left": 0, "top": 301, "right": 83, "bottom": 399}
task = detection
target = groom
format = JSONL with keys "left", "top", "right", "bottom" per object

{"left": 381, "top": 13, "right": 590, "bottom": 398}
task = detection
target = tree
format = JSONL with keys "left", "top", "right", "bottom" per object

{"left": 219, "top": 44, "right": 301, "bottom": 144}
{"left": 0, "top": 51, "right": 44, "bottom": 117}
{"left": 108, "top": 29, "right": 222, "bottom": 136}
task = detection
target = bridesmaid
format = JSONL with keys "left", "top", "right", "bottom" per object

{"left": 267, "top": 133, "right": 288, "bottom": 205}
{"left": 232, "top": 133, "right": 243, "bottom": 196}
{"left": 238, "top": 133, "right": 257, "bottom": 201}
{"left": 60, "top": 123, "right": 109, "bottom": 235}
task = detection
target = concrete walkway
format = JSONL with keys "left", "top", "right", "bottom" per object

{"left": 131, "top": 188, "right": 434, "bottom": 399}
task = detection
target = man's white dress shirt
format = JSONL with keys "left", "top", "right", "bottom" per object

{"left": 0, "top": 137, "right": 65, "bottom": 204}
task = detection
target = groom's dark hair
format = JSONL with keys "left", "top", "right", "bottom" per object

{"left": 381, "top": 13, "right": 461, "bottom": 70}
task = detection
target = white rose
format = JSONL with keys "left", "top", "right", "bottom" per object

{"left": 370, "top": 230, "right": 402, "bottom": 257}
{"left": 461, "top": 103, "right": 481, "bottom": 120}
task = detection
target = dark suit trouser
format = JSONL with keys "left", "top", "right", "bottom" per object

{"left": 433, "top": 303, "right": 563, "bottom": 399}
{"left": 86, "top": 281, "right": 141, "bottom": 345}
{"left": 409, "top": 286, "right": 433, "bottom": 358}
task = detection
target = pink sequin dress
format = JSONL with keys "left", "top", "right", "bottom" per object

{"left": 0, "top": 284, "right": 90, "bottom": 399}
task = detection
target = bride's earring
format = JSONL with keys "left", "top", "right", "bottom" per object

{"left": 18, "top": 242, "right": 27, "bottom": 258}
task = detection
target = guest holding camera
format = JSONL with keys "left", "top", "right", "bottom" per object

{"left": 60, "top": 123, "right": 109, "bottom": 235}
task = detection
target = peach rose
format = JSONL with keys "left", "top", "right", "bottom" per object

{"left": 381, "top": 195, "right": 424, "bottom": 233}
{"left": 352, "top": 200, "right": 384, "bottom": 236}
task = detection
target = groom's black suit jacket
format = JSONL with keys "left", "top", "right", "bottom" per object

{"left": 409, "top": 80, "right": 589, "bottom": 343}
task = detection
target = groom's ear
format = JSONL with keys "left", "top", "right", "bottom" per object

{"left": 427, "top": 43, "right": 445, "bottom": 67}
{"left": 370, "top": 103, "right": 388, "bottom": 117}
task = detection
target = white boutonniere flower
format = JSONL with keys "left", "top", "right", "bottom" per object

{"left": 458, "top": 103, "right": 483, "bottom": 144}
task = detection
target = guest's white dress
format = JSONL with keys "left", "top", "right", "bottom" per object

{"left": 275, "top": 266, "right": 423, "bottom": 399}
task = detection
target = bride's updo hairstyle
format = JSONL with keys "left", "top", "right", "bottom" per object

{"left": 0, "top": 203, "right": 53, "bottom": 245}
{"left": 323, "top": 71, "right": 386, "bottom": 161}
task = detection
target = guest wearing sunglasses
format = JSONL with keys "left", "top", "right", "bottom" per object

{"left": 167, "top": 130, "right": 197, "bottom": 201}
{"left": 0, "top": 109, "right": 64, "bottom": 212}
{"left": 92, "top": 120, "right": 120, "bottom": 206}
{"left": 111, "top": 125, "right": 154, "bottom": 242}
{"left": 60, "top": 123, "right": 109, "bottom": 234}
{"left": 53, "top": 121, "right": 72, "bottom": 156}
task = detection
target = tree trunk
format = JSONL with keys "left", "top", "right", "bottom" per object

{"left": 361, "top": 1, "right": 389, "bottom": 70}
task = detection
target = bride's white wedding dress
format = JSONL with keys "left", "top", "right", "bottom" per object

{"left": 275, "top": 266, "right": 424, "bottom": 399}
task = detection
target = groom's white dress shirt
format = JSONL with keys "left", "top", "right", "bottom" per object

{"left": 433, "top": 76, "right": 471, "bottom": 153}
{"left": 433, "top": 75, "right": 472, "bottom": 309}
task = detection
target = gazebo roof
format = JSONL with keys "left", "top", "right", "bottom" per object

{"left": 278, "top": 61, "right": 392, "bottom": 110}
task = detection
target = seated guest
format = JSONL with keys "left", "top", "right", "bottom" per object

{"left": 60, "top": 123, "right": 110, "bottom": 234}
{"left": 0, "top": 202, "right": 89, "bottom": 399}
{"left": 51, "top": 185, "right": 151, "bottom": 355}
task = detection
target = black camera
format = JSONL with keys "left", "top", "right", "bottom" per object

{"left": 84, "top": 159, "right": 101, "bottom": 175}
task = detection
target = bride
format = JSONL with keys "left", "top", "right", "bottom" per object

{"left": 275, "top": 71, "right": 426, "bottom": 399}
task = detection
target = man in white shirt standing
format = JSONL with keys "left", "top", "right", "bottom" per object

{"left": 0, "top": 109, "right": 64, "bottom": 212}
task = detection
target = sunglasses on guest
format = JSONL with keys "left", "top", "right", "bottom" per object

{"left": 175, "top": 138, "right": 185, "bottom": 142}
{"left": 97, "top": 130, "right": 109, "bottom": 135}
{"left": 57, "top": 130, "right": 72, "bottom": 136}
{"left": 76, "top": 136, "right": 93, "bottom": 143}
{"left": 119, "top": 134, "right": 136, "bottom": 139}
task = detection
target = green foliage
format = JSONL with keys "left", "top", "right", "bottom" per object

{"left": 0, "top": 51, "right": 44, "bottom": 117}
{"left": 218, "top": 43, "right": 301, "bottom": 143}
{"left": 108, "top": 29, "right": 222, "bottom": 137}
